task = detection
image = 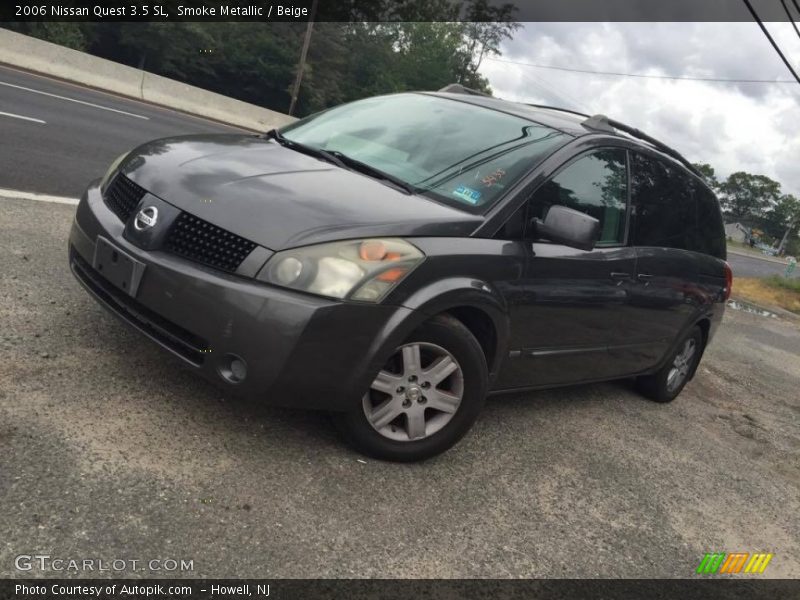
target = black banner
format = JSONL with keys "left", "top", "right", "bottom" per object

{"left": 2, "top": 0, "right": 800, "bottom": 23}
{"left": 2, "top": 579, "right": 800, "bottom": 600}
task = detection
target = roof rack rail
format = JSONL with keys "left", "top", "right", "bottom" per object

{"left": 525, "top": 103, "right": 592, "bottom": 120}
{"left": 581, "top": 113, "right": 701, "bottom": 177}
{"left": 450, "top": 96, "right": 701, "bottom": 178}
{"left": 437, "top": 83, "right": 491, "bottom": 97}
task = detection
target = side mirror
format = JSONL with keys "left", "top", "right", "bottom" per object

{"left": 532, "top": 205, "right": 600, "bottom": 251}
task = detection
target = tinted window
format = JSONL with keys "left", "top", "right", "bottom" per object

{"left": 527, "top": 149, "right": 628, "bottom": 244}
{"left": 631, "top": 153, "right": 697, "bottom": 250}
{"left": 281, "top": 94, "right": 569, "bottom": 212}
{"left": 696, "top": 185, "right": 726, "bottom": 258}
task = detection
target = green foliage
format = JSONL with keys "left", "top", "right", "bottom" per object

{"left": 694, "top": 163, "right": 796, "bottom": 247}
{"left": 718, "top": 172, "right": 781, "bottom": 220}
{"left": 4, "top": 22, "right": 88, "bottom": 50}
{"left": 692, "top": 162, "right": 718, "bottom": 190}
{"left": 786, "top": 236, "right": 800, "bottom": 257}
{"left": 3, "top": 0, "right": 519, "bottom": 117}
{"left": 457, "top": 1, "right": 522, "bottom": 87}
{"left": 764, "top": 194, "right": 800, "bottom": 232}
{"left": 765, "top": 275, "right": 800, "bottom": 292}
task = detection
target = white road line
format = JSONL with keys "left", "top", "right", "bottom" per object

{"left": 0, "top": 64, "right": 251, "bottom": 131}
{"left": 0, "top": 188, "right": 78, "bottom": 205}
{"left": 0, "top": 80, "right": 150, "bottom": 120}
{"left": 0, "top": 110, "right": 46, "bottom": 124}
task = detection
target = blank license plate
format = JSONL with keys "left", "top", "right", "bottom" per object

{"left": 93, "top": 236, "right": 146, "bottom": 297}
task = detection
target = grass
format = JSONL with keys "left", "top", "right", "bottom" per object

{"left": 766, "top": 275, "right": 800, "bottom": 292}
{"left": 734, "top": 276, "right": 800, "bottom": 314}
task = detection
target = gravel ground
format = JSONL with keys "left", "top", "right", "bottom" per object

{"left": 1, "top": 197, "right": 798, "bottom": 579}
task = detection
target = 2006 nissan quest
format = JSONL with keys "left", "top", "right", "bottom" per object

{"left": 69, "top": 85, "right": 731, "bottom": 461}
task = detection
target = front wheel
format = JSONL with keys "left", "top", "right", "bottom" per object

{"left": 636, "top": 326, "right": 703, "bottom": 403}
{"left": 334, "top": 315, "right": 488, "bottom": 462}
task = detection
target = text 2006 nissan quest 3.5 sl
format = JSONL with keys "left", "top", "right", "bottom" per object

{"left": 69, "top": 86, "right": 731, "bottom": 461}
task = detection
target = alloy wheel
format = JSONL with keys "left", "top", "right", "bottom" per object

{"left": 362, "top": 342, "right": 464, "bottom": 442}
{"left": 666, "top": 337, "right": 696, "bottom": 393}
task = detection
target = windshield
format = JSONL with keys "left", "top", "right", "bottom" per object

{"left": 279, "top": 93, "right": 570, "bottom": 212}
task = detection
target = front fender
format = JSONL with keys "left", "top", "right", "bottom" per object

{"left": 405, "top": 278, "right": 511, "bottom": 381}
{"left": 349, "top": 278, "right": 510, "bottom": 403}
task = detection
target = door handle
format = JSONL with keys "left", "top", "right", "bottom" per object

{"left": 610, "top": 272, "right": 632, "bottom": 281}
{"left": 637, "top": 273, "right": 654, "bottom": 284}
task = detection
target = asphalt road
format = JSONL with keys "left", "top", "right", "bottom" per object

{"left": 727, "top": 250, "right": 797, "bottom": 280}
{"left": 0, "top": 64, "right": 242, "bottom": 197}
{"left": 1, "top": 196, "right": 799, "bottom": 579}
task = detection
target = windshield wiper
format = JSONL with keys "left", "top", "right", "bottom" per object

{"left": 265, "top": 129, "right": 347, "bottom": 169}
{"left": 266, "top": 130, "right": 418, "bottom": 195}
{"left": 325, "top": 150, "right": 418, "bottom": 195}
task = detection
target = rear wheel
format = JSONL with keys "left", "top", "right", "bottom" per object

{"left": 636, "top": 326, "right": 703, "bottom": 403}
{"left": 334, "top": 315, "right": 488, "bottom": 462}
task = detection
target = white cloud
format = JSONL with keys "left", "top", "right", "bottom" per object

{"left": 479, "top": 23, "right": 800, "bottom": 197}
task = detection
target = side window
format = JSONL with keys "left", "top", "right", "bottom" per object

{"left": 696, "top": 185, "right": 726, "bottom": 258}
{"left": 527, "top": 149, "right": 628, "bottom": 245}
{"left": 631, "top": 153, "right": 697, "bottom": 250}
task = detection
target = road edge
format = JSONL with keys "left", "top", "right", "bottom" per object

{"left": 0, "top": 29, "right": 295, "bottom": 131}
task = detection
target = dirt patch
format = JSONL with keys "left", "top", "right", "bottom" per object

{"left": 734, "top": 277, "right": 800, "bottom": 314}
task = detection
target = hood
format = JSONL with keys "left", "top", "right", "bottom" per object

{"left": 120, "top": 134, "right": 483, "bottom": 250}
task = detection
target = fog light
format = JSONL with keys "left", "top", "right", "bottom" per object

{"left": 219, "top": 354, "right": 247, "bottom": 384}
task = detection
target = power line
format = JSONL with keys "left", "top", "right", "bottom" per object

{"left": 742, "top": 0, "right": 800, "bottom": 86}
{"left": 781, "top": 0, "right": 800, "bottom": 42}
{"left": 520, "top": 70, "right": 593, "bottom": 114}
{"left": 483, "top": 56, "right": 797, "bottom": 84}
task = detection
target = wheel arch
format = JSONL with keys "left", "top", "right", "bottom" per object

{"left": 441, "top": 305, "right": 501, "bottom": 379}
{"left": 650, "top": 313, "right": 712, "bottom": 378}
{"left": 401, "top": 277, "right": 510, "bottom": 381}
{"left": 354, "top": 278, "right": 510, "bottom": 400}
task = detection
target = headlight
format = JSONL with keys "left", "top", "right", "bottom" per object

{"left": 257, "top": 238, "right": 424, "bottom": 302}
{"left": 100, "top": 152, "right": 130, "bottom": 191}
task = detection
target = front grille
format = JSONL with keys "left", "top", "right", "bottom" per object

{"left": 104, "top": 174, "right": 146, "bottom": 222}
{"left": 165, "top": 212, "right": 256, "bottom": 272}
{"left": 70, "top": 249, "right": 209, "bottom": 366}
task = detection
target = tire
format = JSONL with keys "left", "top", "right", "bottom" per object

{"left": 334, "top": 314, "right": 488, "bottom": 462}
{"left": 636, "top": 326, "right": 703, "bottom": 403}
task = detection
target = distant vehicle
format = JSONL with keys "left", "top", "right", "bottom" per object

{"left": 68, "top": 87, "right": 731, "bottom": 461}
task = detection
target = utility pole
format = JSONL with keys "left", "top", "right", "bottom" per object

{"left": 777, "top": 221, "right": 796, "bottom": 256}
{"left": 288, "top": 0, "right": 318, "bottom": 116}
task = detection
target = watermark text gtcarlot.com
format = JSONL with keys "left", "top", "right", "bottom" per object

{"left": 15, "top": 554, "right": 194, "bottom": 573}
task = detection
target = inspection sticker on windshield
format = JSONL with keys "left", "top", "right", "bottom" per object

{"left": 452, "top": 185, "right": 482, "bottom": 204}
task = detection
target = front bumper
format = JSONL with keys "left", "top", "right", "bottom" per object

{"left": 68, "top": 181, "right": 415, "bottom": 411}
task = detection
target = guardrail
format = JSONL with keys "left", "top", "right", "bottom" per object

{"left": 0, "top": 28, "right": 295, "bottom": 131}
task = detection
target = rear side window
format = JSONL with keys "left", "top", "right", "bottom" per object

{"left": 695, "top": 185, "right": 726, "bottom": 258}
{"left": 631, "top": 153, "right": 697, "bottom": 250}
{"left": 528, "top": 148, "right": 628, "bottom": 245}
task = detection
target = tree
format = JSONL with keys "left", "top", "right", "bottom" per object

{"left": 2, "top": 1, "right": 521, "bottom": 116}
{"left": 692, "top": 162, "right": 719, "bottom": 191}
{"left": 456, "top": 1, "right": 522, "bottom": 87}
{"left": 717, "top": 172, "right": 781, "bottom": 221}
{"left": 764, "top": 194, "right": 800, "bottom": 254}
{"left": 4, "top": 22, "right": 88, "bottom": 50}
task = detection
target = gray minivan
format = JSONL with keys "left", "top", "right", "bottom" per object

{"left": 69, "top": 87, "right": 731, "bottom": 461}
